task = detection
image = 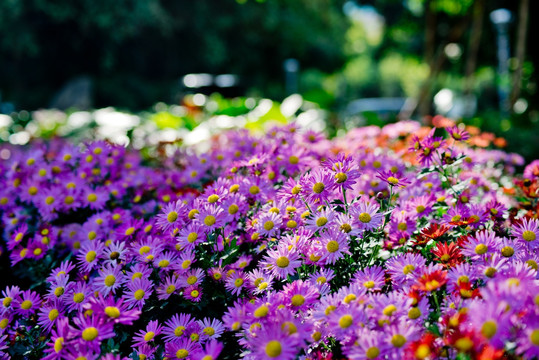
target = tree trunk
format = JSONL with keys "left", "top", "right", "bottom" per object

{"left": 464, "top": 0, "right": 485, "bottom": 95}
{"left": 510, "top": 0, "right": 530, "bottom": 108}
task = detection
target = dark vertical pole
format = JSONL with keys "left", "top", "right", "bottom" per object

{"left": 283, "top": 58, "right": 299, "bottom": 95}
{"left": 490, "top": 9, "right": 512, "bottom": 117}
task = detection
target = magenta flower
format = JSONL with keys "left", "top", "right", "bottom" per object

{"left": 14, "top": 289, "right": 41, "bottom": 316}
{"left": 72, "top": 314, "right": 115, "bottom": 352}
{"left": 301, "top": 168, "right": 336, "bottom": 204}
{"left": 124, "top": 277, "right": 154, "bottom": 310}
{"left": 262, "top": 245, "right": 301, "bottom": 280}
{"left": 163, "top": 313, "right": 196, "bottom": 343}
{"left": 513, "top": 217, "right": 539, "bottom": 250}
{"left": 132, "top": 320, "right": 163, "bottom": 347}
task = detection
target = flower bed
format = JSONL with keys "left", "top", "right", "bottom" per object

{"left": 0, "top": 120, "right": 538, "bottom": 360}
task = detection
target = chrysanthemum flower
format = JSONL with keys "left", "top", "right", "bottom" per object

{"left": 76, "top": 240, "right": 105, "bottom": 273}
{"left": 319, "top": 229, "right": 351, "bottom": 265}
{"left": 247, "top": 322, "right": 300, "bottom": 360}
{"left": 353, "top": 266, "right": 386, "bottom": 292}
{"left": 301, "top": 168, "right": 336, "bottom": 204}
{"left": 132, "top": 320, "right": 163, "bottom": 347}
{"left": 124, "top": 277, "right": 153, "bottom": 310}
{"left": 377, "top": 170, "right": 411, "bottom": 188}
{"left": 94, "top": 264, "right": 125, "bottom": 296}
{"left": 164, "top": 338, "right": 201, "bottom": 360}
{"left": 197, "top": 318, "right": 225, "bottom": 340}
{"left": 72, "top": 314, "right": 115, "bottom": 352}
{"left": 256, "top": 211, "right": 283, "bottom": 238}
{"left": 282, "top": 280, "right": 319, "bottom": 312}
{"left": 156, "top": 200, "right": 187, "bottom": 233}
{"left": 163, "top": 313, "right": 196, "bottom": 343}
{"left": 14, "top": 289, "right": 41, "bottom": 316}
{"left": 513, "top": 217, "right": 539, "bottom": 250}
{"left": 262, "top": 245, "right": 301, "bottom": 280}
{"left": 350, "top": 200, "right": 384, "bottom": 232}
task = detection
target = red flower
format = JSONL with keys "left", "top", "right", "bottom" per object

{"left": 431, "top": 242, "right": 464, "bottom": 268}
{"left": 415, "top": 270, "right": 447, "bottom": 292}
{"left": 421, "top": 223, "right": 450, "bottom": 240}
{"left": 407, "top": 332, "right": 439, "bottom": 360}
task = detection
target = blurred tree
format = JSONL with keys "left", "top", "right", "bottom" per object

{"left": 0, "top": 0, "right": 349, "bottom": 110}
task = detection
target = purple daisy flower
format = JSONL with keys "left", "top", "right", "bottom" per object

{"left": 14, "top": 289, "right": 41, "bottom": 316}
{"left": 353, "top": 266, "right": 386, "bottom": 292}
{"left": 386, "top": 253, "right": 425, "bottom": 291}
{"left": 177, "top": 222, "right": 207, "bottom": 251}
{"left": 195, "top": 339, "right": 223, "bottom": 360}
{"left": 461, "top": 230, "right": 500, "bottom": 260}
{"left": 377, "top": 170, "right": 411, "bottom": 188}
{"left": 37, "top": 299, "right": 66, "bottom": 333}
{"left": 65, "top": 281, "right": 93, "bottom": 312}
{"left": 197, "top": 318, "right": 225, "bottom": 340}
{"left": 319, "top": 229, "right": 351, "bottom": 265}
{"left": 344, "top": 328, "right": 391, "bottom": 360}
{"left": 93, "top": 264, "right": 125, "bottom": 296}
{"left": 305, "top": 207, "right": 336, "bottom": 233}
{"left": 256, "top": 211, "right": 283, "bottom": 238}
{"left": 350, "top": 199, "right": 384, "bottom": 232}
{"left": 282, "top": 280, "right": 319, "bottom": 312}
{"left": 163, "top": 313, "right": 196, "bottom": 343}
{"left": 42, "top": 317, "right": 71, "bottom": 360}
{"left": 262, "top": 244, "right": 301, "bottom": 280}
{"left": 164, "top": 338, "right": 201, "bottom": 359}
{"left": 301, "top": 168, "right": 336, "bottom": 204}
{"left": 89, "top": 295, "right": 141, "bottom": 325}
{"left": 246, "top": 321, "right": 299, "bottom": 360}
{"left": 156, "top": 200, "right": 187, "bottom": 233}
{"left": 124, "top": 277, "right": 154, "bottom": 310}
{"left": 76, "top": 240, "right": 104, "bottom": 273}
{"left": 327, "top": 303, "right": 368, "bottom": 340}
{"left": 225, "top": 271, "right": 247, "bottom": 296}
{"left": 513, "top": 217, "right": 539, "bottom": 250}
{"left": 132, "top": 320, "right": 163, "bottom": 347}
{"left": 156, "top": 275, "right": 181, "bottom": 300}
{"left": 195, "top": 204, "right": 225, "bottom": 232}
{"left": 72, "top": 314, "right": 115, "bottom": 352}
{"left": 446, "top": 125, "right": 470, "bottom": 141}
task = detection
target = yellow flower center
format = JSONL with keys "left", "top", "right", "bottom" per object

{"left": 291, "top": 294, "right": 305, "bottom": 307}
{"left": 133, "top": 289, "right": 145, "bottom": 300}
{"left": 484, "top": 267, "right": 497, "bottom": 277}
{"left": 291, "top": 186, "right": 301, "bottom": 195}
{"left": 366, "top": 346, "right": 380, "bottom": 359}
{"left": 254, "top": 305, "right": 269, "bottom": 318}
{"left": 363, "top": 280, "right": 375, "bottom": 289}
{"left": 73, "top": 293, "right": 85, "bottom": 303}
{"left": 144, "top": 331, "right": 155, "bottom": 342}
{"left": 82, "top": 327, "right": 98, "bottom": 341}
{"left": 276, "top": 256, "right": 290, "bottom": 268}
{"left": 208, "top": 194, "right": 219, "bottom": 203}
{"left": 234, "top": 278, "right": 244, "bottom": 287}
{"left": 166, "top": 285, "right": 176, "bottom": 294}
{"left": 104, "top": 275, "right": 116, "bottom": 287}
{"left": 501, "top": 246, "right": 514, "bottom": 257}
{"left": 416, "top": 344, "right": 430, "bottom": 359}
{"left": 408, "top": 307, "right": 421, "bottom": 319}
{"left": 204, "top": 327, "right": 215, "bottom": 336}
{"left": 475, "top": 244, "right": 488, "bottom": 255}
{"left": 104, "top": 306, "right": 120, "bottom": 318}
{"left": 204, "top": 215, "right": 216, "bottom": 226}
{"left": 187, "top": 276, "right": 197, "bottom": 285}
{"left": 312, "top": 182, "right": 325, "bottom": 194}
{"left": 48, "top": 309, "right": 59, "bottom": 321}
{"left": 125, "top": 227, "right": 135, "bottom": 236}
{"left": 391, "top": 334, "right": 406, "bottom": 347}
{"left": 249, "top": 185, "right": 260, "bottom": 195}
{"left": 335, "top": 172, "right": 347, "bottom": 183}
{"left": 21, "top": 300, "right": 32, "bottom": 310}
{"left": 289, "top": 155, "right": 299, "bottom": 164}
{"left": 455, "top": 337, "right": 474, "bottom": 351}
{"left": 158, "top": 259, "right": 170, "bottom": 268}
{"left": 265, "top": 340, "right": 282, "bottom": 358}
{"left": 87, "top": 194, "right": 97, "bottom": 202}
{"left": 326, "top": 240, "right": 339, "bottom": 253}
{"left": 383, "top": 304, "right": 397, "bottom": 316}
{"left": 53, "top": 337, "right": 64, "bottom": 354}
{"left": 416, "top": 205, "right": 425, "bottom": 213}
{"left": 339, "top": 314, "right": 353, "bottom": 328}
{"left": 263, "top": 221, "right": 274, "bottom": 231}
{"left": 387, "top": 177, "right": 399, "bottom": 185}
{"left": 228, "top": 204, "right": 239, "bottom": 215}
{"left": 358, "top": 212, "right": 371, "bottom": 223}
{"left": 167, "top": 211, "right": 178, "bottom": 223}
{"left": 481, "top": 321, "right": 497, "bottom": 339}
{"left": 191, "top": 290, "right": 199, "bottom": 298}
{"left": 403, "top": 264, "right": 415, "bottom": 275}
{"left": 174, "top": 326, "right": 185, "bottom": 337}
{"left": 531, "top": 330, "right": 539, "bottom": 346}
{"left": 316, "top": 217, "right": 328, "bottom": 227}
{"left": 176, "top": 349, "right": 189, "bottom": 359}
{"left": 523, "top": 230, "right": 536, "bottom": 242}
